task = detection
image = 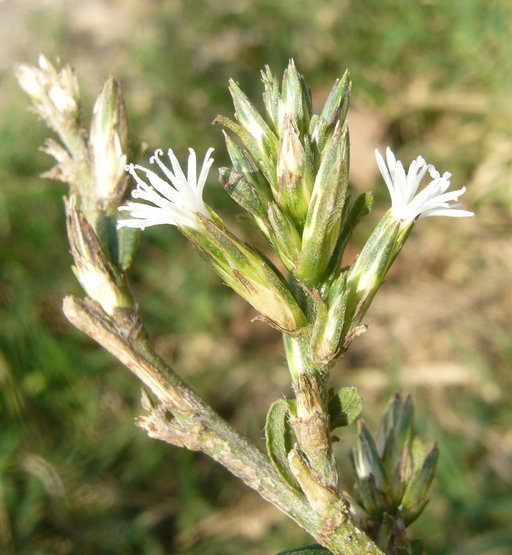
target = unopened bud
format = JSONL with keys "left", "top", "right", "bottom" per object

{"left": 351, "top": 394, "right": 438, "bottom": 538}
{"left": 184, "top": 215, "right": 306, "bottom": 332}
{"left": 354, "top": 420, "right": 391, "bottom": 494}
{"left": 344, "top": 210, "right": 413, "bottom": 335}
{"left": 401, "top": 443, "right": 439, "bottom": 525}
{"left": 376, "top": 394, "right": 413, "bottom": 471}
{"left": 89, "top": 78, "right": 129, "bottom": 207}
{"left": 65, "top": 198, "right": 133, "bottom": 316}
{"left": 267, "top": 202, "right": 302, "bottom": 271}
{"left": 219, "top": 167, "right": 269, "bottom": 223}
{"left": 293, "top": 126, "right": 349, "bottom": 286}
{"left": 228, "top": 79, "right": 278, "bottom": 160}
{"left": 310, "top": 274, "right": 349, "bottom": 362}
{"left": 311, "top": 70, "right": 351, "bottom": 153}
{"left": 278, "top": 59, "right": 312, "bottom": 137}
{"left": 261, "top": 65, "right": 280, "bottom": 133}
{"left": 223, "top": 131, "right": 271, "bottom": 195}
{"left": 276, "top": 117, "right": 313, "bottom": 227}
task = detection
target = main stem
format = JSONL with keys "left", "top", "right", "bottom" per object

{"left": 284, "top": 333, "right": 338, "bottom": 489}
{"left": 63, "top": 296, "right": 382, "bottom": 554}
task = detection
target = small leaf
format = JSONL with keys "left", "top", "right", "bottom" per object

{"left": 118, "top": 225, "right": 140, "bottom": 271}
{"left": 328, "top": 386, "right": 363, "bottom": 430}
{"left": 265, "top": 399, "right": 300, "bottom": 491}
{"left": 277, "top": 544, "right": 331, "bottom": 554}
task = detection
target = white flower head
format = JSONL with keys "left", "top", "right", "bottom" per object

{"left": 118, "top": 147, "right": 214, "bottom": 230}
{"left": 375, "top": 147, "right": 474, "bottom": 223}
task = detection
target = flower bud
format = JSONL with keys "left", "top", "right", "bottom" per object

{"left": 293, "top": 126, "right": 349, "bottom": 286}
{"left": 343, "top": 210, "right": 413, "bottom": 336}
{"left": 89, "top": 78, "right": 129, "bottom": 208}
{"left": 218, "top": 167, "right": 269, "bottom": 222}
{"left": 261, "top": 65, "right": 280, "bottom": 134}
{"left": 401, "top": 442, "right": 439, "bottom": 525}
{"left": 276, "top": 116, "right": 313, "bottom": 227}
{"left": 354, "top": 421, "right": 391, "bottom": 498}
{"left": 65, "top": 198, "right": 133, "bottom": 316}
{"left": 278, "top": 59, "right": 312, "bottom": 137}
{"left": 267, "top": 202, "right": 302, "bottom": 272}
{"left": 213, "top": 114, "right": 278, "bottom": 194}
{"left": 184, "top": 215, "right": 307, "bottom": 332}
{"left": 351, "top": 394, "right": 438, "bottom": 545}
{"left": 223, "top": 131, "right": 271, "bottom": 196}
{"left": 310, "top": 273, "right": 349, "bottom": 363}
{"left": 228, "top": 78, "right": 278, "bottom": 162}
{"left": 310, "top": 70, "right": 351, "bottom": 154}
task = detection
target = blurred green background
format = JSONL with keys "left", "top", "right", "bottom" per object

{"left": 1, "top": 0, "right": 512, "bottom": 553}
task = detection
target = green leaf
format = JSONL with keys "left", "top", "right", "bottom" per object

{"left": 277, "top": 544, "right": 331, "bottom": 554}
{"left": 117, "top": 225, "right": 140, "bottom": 271}
{"left": 328, "top": 386, "right": 363, "bottom": 430}
{"left": 265, "top": 399, "right": 301, "bottom": 491}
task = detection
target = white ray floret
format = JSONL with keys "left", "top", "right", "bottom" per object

{"left": 375, "top": 147, "right": 474, "bottom": 223}
{"left": 118, "top": 147, "right": 214, "bottom": 230}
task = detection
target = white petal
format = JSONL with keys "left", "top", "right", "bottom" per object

{"left": 375, "top": 149, "right": 396, "bottom": 203}
{"left": 375, "top": 147, "right": 474, "bottom": 223}
{"left": 197, "top": 147, "right": 215, "bottom": 196}
{"left": 187, "top": 148, "right": 197, "bottom": 190}
{"left": 117, "top": 146, "right": 214, "bottom": 231}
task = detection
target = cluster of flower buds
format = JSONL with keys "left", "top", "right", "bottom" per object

{"left": 350, "top": 395, "right": 439, "bottom": 549}
{"left": 216, "top": 60, "right": 352, "bottom": 289}
{"left": 215, "top": 61, "right": 472, "bottom": 361}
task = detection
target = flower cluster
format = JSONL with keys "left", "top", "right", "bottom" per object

{"left": 116, "top": 61, "right": 474, "bottom": 360}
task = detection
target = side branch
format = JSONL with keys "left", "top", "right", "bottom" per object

{"left": 62, "top": 295, "right": 382, "bottom": 554}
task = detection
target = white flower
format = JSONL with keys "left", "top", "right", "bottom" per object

{"left": 118, "top": 147, "right": 214, "bottom": 230}
{"left": 375, "top": 147, "right": 474, "bottom": 223}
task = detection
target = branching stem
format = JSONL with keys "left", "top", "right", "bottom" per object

{"left": 62, "top": 296, "right": 382, "bottom": 554}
